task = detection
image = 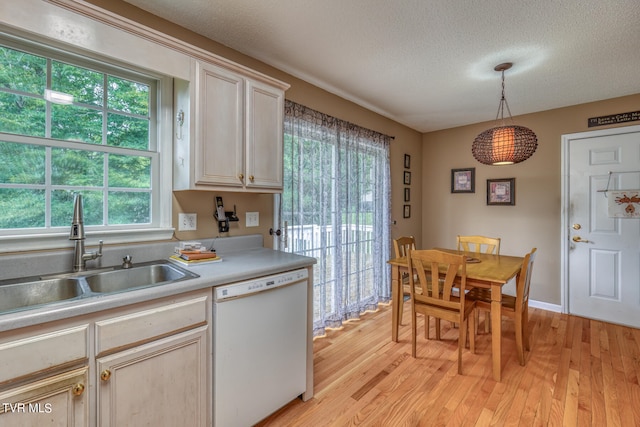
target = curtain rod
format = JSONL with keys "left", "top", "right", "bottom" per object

{"left": 285, "top": 99, "right": 395, "bottom": 140}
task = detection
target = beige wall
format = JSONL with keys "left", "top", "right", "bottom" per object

{"left": 88, "top": 0, "right": 423, "bottom": 248}
{"left": 69, "top": 2, "right": 640, "bottom": 307}
{"left": 422, "top": 93, "right": 640, "bottom": 305}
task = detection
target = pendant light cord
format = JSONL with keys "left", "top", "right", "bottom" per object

{"left": 495, "top": 69, "right": 514, "bottom": 125}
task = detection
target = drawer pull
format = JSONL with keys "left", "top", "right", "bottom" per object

{"left": 72, "top": 383, "right": 85, "bottom": 396}
{"left": 100, "top": 369, "right": 111, "bottom": 382}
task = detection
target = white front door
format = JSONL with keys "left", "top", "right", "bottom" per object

{"left": 563, "top": 125, "right": 640, "bottom": 328}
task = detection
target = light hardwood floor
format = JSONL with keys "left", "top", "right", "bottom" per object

{"left": 257, "top": 302, "right": 640, "bottom": 426}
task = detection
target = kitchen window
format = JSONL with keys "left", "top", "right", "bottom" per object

{"left": 0, "top": 35, "right": 173, "bottom": 251}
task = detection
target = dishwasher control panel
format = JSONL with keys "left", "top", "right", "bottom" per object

{"left": 215, "top": 268, "right": 308, "bottom": 301}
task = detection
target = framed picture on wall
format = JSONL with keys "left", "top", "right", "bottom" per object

{"left": 403, "top": 171, "right": 411, "bottom": 185}
{"left": 487, "top": 178, "right": 515, "bottom": 205}
{"left": 403, "top": 205, "right": 411, "bottom": 218}
{"left": 451, "top": 168, "right": 475, "bottom": 193}
{"left": 404, "top": 154, "right": 411, "bottom": 169}
{"left": 404, "top": 187, "right": 410, "bottom": 202}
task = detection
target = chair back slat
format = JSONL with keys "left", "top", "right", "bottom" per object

{"left": 456, "top": 235, "right": 501, "bottom": 255}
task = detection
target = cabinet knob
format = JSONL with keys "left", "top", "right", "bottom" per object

{"left": 72, "top": 383, "right": 85, "bottom": 396}
{"left": 249, "top": 175, "right": 254, "bottom": 182}
{"left": 100, "top": 369, "right": 111, "bottom": 381}
{"left": 238, "top": 173, "right": 244, "bottom": 181}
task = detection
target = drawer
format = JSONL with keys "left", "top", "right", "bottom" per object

{"left": 0, "top": 325, "right": 88, "bottom": 384}
{"left": 96, "top": 295, "right": 208, "bottom": 355}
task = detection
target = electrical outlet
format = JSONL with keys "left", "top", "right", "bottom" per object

{"left": 178, "top": 213, "right": 197, "bottom": 231}
{"left": 246, "top": 212, "right": 259, "bottom": 227}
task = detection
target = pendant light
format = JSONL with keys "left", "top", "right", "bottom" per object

{"left": 472, "top": 63, "right": 537, "bottom": 165}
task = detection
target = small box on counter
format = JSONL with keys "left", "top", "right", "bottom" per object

{"left": 168, "top": 254, "right": 222, "bottom": 266}
{"left": 170, "top": 241, "right": 220, "bottom": 265}
{"left": 174, "top": 246, "right": 210, "bottom": 255}
{"left": 178, "top": 241, "right": 202, "bottom": 250}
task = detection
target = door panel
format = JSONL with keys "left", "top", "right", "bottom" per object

{"left": 567, "top": 126, "right": 640, "bottom": 327}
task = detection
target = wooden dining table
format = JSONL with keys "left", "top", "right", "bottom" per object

{"left": 387, "top": 248, "right": 524, "bottom": 381}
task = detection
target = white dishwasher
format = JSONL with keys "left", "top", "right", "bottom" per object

{"left": 213, "top": 268, "right": 308, "bottom": 427}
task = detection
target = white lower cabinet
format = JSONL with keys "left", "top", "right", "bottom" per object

{"left": 94, "top": 291, "right": 210, "bottom": 426}
{"left": 0, "top": 367, "right": 89, "bottom": 427}
{"left": 0, "top": 289, "right": 211, "bottom": 426}
{"left": 0, "top": 324, "right": 89, "bottom": 426}
{"left": 96, "top": 326, "right": 208, "bottom": 427}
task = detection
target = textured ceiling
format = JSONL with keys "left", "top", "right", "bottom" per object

{"left": 123, "top": 0, "right": 640, "bottom": 132}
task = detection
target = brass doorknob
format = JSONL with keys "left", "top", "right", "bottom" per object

{"left": 238, "top": 173, "right": 244, "bottom": 181}
{"left": 572, "top": 236, "right": 590, "bottom": 243}
{"left": 572, "top": 223, "right": 581, "bottom": 230}
{"left": 249, "top": 175, "right": 254, "bottom": 182}
{"left": 100, "top": 369, "right": 111, "bottom": 381}
{"left": 72, "top": 383, "right": 85, "bottom": 396}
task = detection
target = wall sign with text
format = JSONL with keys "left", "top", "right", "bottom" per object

{"left": 588, "top": 110, "right": 640, "bottom": 127}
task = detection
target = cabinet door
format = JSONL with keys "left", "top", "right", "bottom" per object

{"left": 245, "top": 78, "right": 285, "bottom": 190}
{"left": 0, "top": 367, "right": 89, "bottom": 427}
{"left": 96, "top": 326, "right": 208, "bottom": 427}
{"left": 195, "top": 61, "right": 244, "bottom": 186}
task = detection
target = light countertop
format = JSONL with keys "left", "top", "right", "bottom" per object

{"left": 0, "top": 235, "right": 316, "bottom": 332}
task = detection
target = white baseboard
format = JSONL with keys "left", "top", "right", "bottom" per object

{"left": 529, "top": 299, "right": 562, "bottom": 313}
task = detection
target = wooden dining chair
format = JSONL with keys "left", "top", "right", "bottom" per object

{"left": 466, "top": 248, "right": 537, "bottom": 366}
{"left": 457, "top": 235, "right": 501, "bottom": 331}
{"left": 393, "top": 236, "right": 420, "bottom": 325}
{"left": 407, "top": 249, "right": 476, "bottom": 374}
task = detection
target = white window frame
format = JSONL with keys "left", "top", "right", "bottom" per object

{"left": 0, "top": 33, "right": 175, "bottom": 252}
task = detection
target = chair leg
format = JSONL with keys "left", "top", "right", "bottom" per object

{"left": 424, "top": 315, "right": 429, "bottom": 339}
{"left": 411, "top": 311, "right": 417, "bottom": 358}
{"left": 468, "top": 313, "right": 475, "bottom": 354}
{"left": 484, "top": 310, "right": 491, "bottom": 333}
{"left": 514, "top": 311, "right": 525, "bottom": 366}
{"left": 474, "top": 310, "right": 480, "bottom": 334}
{"left": 523, "top": 305, "right": 530, "bottom": 351}
{"left": 425, "top": 316, "right": 430, "bottom": 339}
{"left": 399, "top": 292, "right": 405, "bottom": 325}
{"left": 458, "top": 319, "right": 465, "bottom": 375}
{"left": 435, "top": 318, "right": 441, "bottom": 340}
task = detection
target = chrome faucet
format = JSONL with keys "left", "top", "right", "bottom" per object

{"left": 69, "top": 194, "right": 103, "bottom": 272}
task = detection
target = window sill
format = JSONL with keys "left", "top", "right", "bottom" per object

{"left": 0, "top": 227, "right": 175, "bottom": 254}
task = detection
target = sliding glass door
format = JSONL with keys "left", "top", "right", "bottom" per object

{"left": 275, "top": 100, "right": 391, "bottom": 336}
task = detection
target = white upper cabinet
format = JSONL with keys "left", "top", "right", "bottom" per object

{"left": 195, "top": 62, "right": 245, "bottom": 187}
{"left": 174, "top": 59, "right": 289, "bottom": 192}
{"left": 245, "top": 78, "right": 285, "bottom": 190}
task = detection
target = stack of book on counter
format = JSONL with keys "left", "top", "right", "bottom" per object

{"left": 169, "top": 241, "right": 222, "bottom": 266}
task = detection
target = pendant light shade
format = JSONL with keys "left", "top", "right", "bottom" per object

{"left": 472, "top": 63, "right": 537, "bottom": 165}
{"left": 472, "top": 125, "right": 537, "bottom": 165}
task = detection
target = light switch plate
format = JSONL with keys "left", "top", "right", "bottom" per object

{"left": 246, "top": 212, "right": 259, "bottom": 227}
{"left": 178, "top": 213, "right": 197, "bottom": 231}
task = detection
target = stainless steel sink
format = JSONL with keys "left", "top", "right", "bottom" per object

{"left": 0, "top": 278, "right": 84, "bottom": 313}
{"left": 85, "top": 262, "right": 198, "bottom": 294}
{"left": 0, "top": 261, "right": 199, "bottom": 315}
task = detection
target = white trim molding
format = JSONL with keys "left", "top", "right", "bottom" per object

{"left": 44, "top": 0, "right": 289, "bottom": 91}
